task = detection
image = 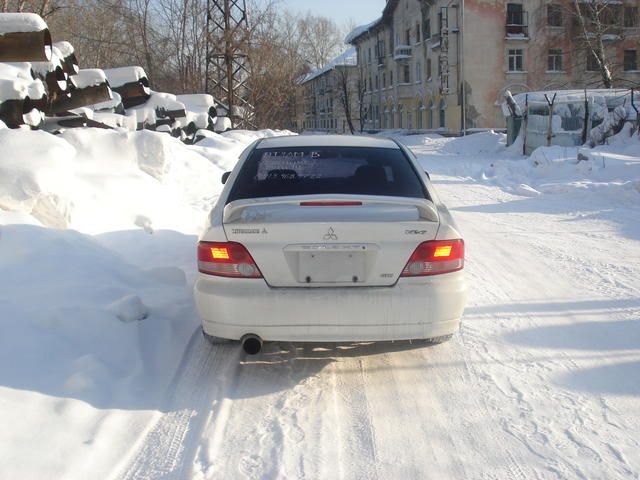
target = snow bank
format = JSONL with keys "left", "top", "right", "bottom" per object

{"left": 442, "top": 131, "right": 506, "bottom": 155}
{"left": 0, "top": 127, "right": 294, "bottom": 232}
{"left": 400, "top": 131, "right": 640, "bottom": 203}
{"left": 0, "top": 127, "right": 224, "bottom": 232}
{"left": 0, "top": 125, "right": 291, "bottom": 478}
{"left": 190, "top": 128, "right": 295, "bottom": 171}
{"left": 0, "top": 222, "right": 198, "bottom": 478}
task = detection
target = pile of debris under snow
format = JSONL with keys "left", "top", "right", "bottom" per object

{"left": 503, "top": 89, "right": 640, "bottom": 155}
{"left": 0, "top": 12, "right": 229, "bottom": 142}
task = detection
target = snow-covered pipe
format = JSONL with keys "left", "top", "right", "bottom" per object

{"left": 0, "top": 13, "right": 52, "bottom": 62}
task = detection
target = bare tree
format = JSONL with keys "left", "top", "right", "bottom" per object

{"left": 335, "top": 67, "right": 356, "bottom": 134}
{"left": 357, "top": 69, "right": 367, "bottom": 132}
{"left": 571, "top": 0, "right": 615, "bottom": 88}
{"left": 297, "top": 13, "right": 343, "bottom": 69}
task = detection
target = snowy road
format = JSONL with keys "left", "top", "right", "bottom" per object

{"left": 111, "top": 138, "right": 640, "bottom": 480}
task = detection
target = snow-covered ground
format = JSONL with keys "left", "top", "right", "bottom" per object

{"left": 0, "top": 128, "right": 639, "bottom": 479}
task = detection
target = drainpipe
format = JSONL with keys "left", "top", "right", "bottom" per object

{"left": 460, "top": 0, "right": 466, "bottom": 136}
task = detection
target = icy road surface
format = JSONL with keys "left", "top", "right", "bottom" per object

{"left": 113, "top": 137, "right": 640, "bottom": 480}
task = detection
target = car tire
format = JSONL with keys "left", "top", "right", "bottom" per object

{"left": 423, "top": 334, "right": 453, "bottom": 345}
{"left": 202, "top": 329, "right": 232, "bottom": 345}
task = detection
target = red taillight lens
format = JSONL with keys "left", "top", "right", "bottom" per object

{"left": 198, "top": 242, "right": 263, "bottom": 278}
{"left": 401, "top": 239, "right": 464, "bottom": 277}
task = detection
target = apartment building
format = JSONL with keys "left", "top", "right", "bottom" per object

{"left": 297, "top": 48, "right": 362, "bottom": 133}
{"left": 347, "top": 0, "right": 640, "bottom": 132}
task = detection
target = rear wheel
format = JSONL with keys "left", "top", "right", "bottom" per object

{"left": 423, "top": 334, "right": 453, "bottom": 345}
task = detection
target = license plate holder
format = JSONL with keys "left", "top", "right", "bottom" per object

{"left": 297, "top": 249, "right": 366, "bottom": 283}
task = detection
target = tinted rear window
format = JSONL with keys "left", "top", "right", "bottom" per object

{"left": 227, "top": 146, "right": 427, "bottom": 203}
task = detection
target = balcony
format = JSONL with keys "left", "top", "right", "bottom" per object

{"left": 394, "top": 45, "right": 412, "bottom": 60}
{"left": 506, "top": 11, "right": 529, "bottom": 38}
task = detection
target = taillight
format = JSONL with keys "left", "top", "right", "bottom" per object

{"left": 198, "top": 242, "right": 263, "bottom": 278}
{"left": 401, "top": 239, "right": 464, "bottom": 277}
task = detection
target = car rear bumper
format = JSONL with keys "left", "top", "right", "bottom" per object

{"left": 194, "top": 272, "right": 466, "bottom": 342}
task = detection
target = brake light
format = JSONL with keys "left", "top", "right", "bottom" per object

{"left": 300, "top": 201, "right": 363, "bottom": 206}
{"left": 401, "top": 240, "right": 464, "bottom": 277}
{"left": 198, "top": 242, "right": 262, "bottom": 278}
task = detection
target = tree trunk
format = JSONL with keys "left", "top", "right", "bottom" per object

{"left": 573, "top": 0, "right": 613, "bottom": 88}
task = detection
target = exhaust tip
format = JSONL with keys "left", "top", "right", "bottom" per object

{"left": 241, "top": 334, "right": 263, "bottom": 355}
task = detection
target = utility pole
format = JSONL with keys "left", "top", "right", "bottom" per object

{"left": 205, "top": 0, "right": 254, "bottom": 128}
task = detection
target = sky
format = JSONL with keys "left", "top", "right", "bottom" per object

{"left": 279, "top": 0, "right": 386, "bottom": 30}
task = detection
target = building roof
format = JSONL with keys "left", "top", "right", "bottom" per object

{"left": 344, "top": 17, "right": 383, "bottom": 44}
{"left": 299, "top": 47, "right": 357, "bottom": 85}
{"left": 256, "top": 134, "right": 400, "bottom": 150}
{"left": 345, "top": 0, "right": 401, "bottom": 44}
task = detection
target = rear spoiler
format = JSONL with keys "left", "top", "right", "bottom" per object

{"left": 223, "top": 195, "right": 439, "bottom": 223}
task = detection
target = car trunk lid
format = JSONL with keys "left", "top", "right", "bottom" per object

{"left": 222, "top": 195, "right": 439, "bottom": 287}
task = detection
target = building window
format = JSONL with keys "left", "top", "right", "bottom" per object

{"left": 424, "top": 12, "right": 431, "bottom": 40}
{"left": 506, "top": 3, "right": 527, "bottom": 36}
{"left": 368, "top": 48, "right": 372, "bottom": 63}
{"left": 390, "top": 70, "right": 394, "bottom": 86}
{"left": 439, "top": 107, "right": 445, "bottom": 128}
{"left": 382, "top": 72, "right": 386, "bottom": 88}
{"left": 624, "top": 50, "right": 638, "bottom": 71}
{"left": 415, "top": 23, "right": 421, "bottom": 43}
{"left": 403, "top": 63, "right": 411, "bottom": 83}
{"left": 375, "top": 75, "right": 379, "bottom": 90}
{"left": 427, "top": 58, "right": 432, "bottom": 79}
{"left": 587, "top": 52, "right": 600, "bottom": 72}
{"left": 508, "top": 49, "right": 524, "bottom": 72}
{"left": 548, "top": 49, "right": 563, "bottom": 71}
{"left": 416, "top": 62, "right": 422, "bottom": 82}
{"left": 624, "top": 7, "right": 638, "bottom": 28}
{"left": 547, "top": 4, "right": 563, "bottom": 27}
{"left": 376, "top": 39, "right": 386, "bottom": 61}
{"left": 405, "top": 28, "right": 411, "bottom": 45}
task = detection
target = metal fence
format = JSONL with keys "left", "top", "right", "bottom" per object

{"left": 504, "top": 89, "right": 639, "bottom": 155}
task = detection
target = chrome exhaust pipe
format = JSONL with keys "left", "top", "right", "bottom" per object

{"left": 241, "top": 334, "right": 263, "bottom": 355}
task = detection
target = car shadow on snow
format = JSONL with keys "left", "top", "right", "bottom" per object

{"left": 504, "top": 316, "right": 640, "bottom": 396}
{"left": 225, "top": 340, "right": 437, "bottom": 401}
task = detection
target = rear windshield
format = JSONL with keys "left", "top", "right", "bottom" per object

{"left": 227, "top": 146, "right": 427, "bottom": 203}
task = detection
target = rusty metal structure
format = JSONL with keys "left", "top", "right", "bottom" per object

{"left": 205, "top": 0, "right": 254, "bottom": 128}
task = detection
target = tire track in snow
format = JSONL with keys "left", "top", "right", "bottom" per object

{"left": 112, "top": 332, "right": 240, "bottom": 480}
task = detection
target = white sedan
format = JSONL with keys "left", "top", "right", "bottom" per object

{"left": 195, "top": 135, "right": 466, "bottom": 354}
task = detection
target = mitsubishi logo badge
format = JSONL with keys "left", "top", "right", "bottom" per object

{"left": 323, "top": 227, "right": 338, "bottom": 241}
